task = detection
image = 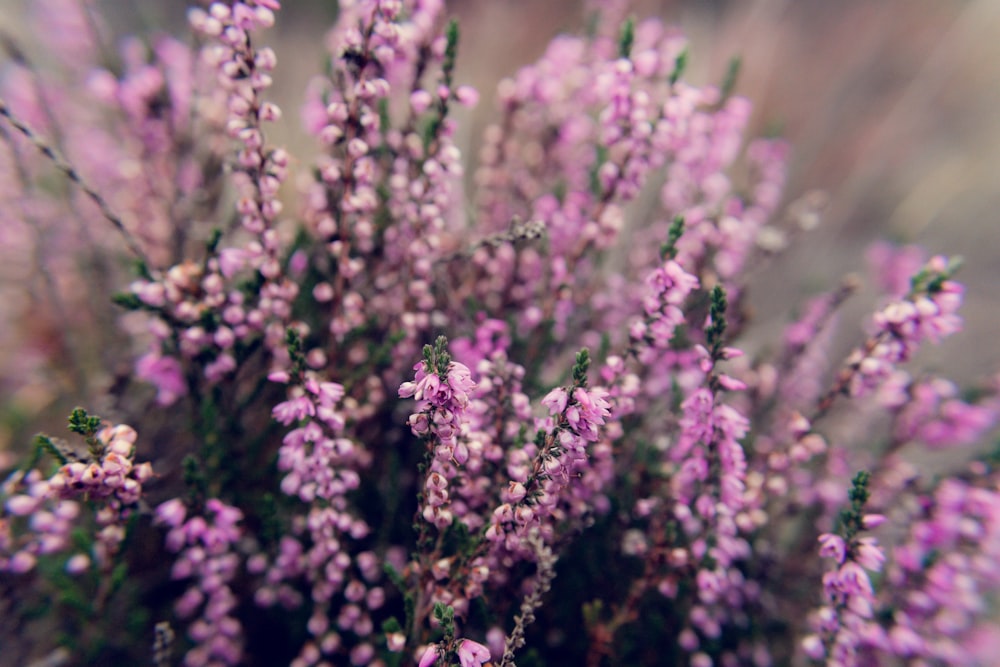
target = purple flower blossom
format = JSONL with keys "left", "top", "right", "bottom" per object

{"left": 456, "top": 639, "right": 492, "bottom": 667}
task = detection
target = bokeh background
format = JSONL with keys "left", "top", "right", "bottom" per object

{"left": 1, "top": 0, "right": 998, "bottom": 475}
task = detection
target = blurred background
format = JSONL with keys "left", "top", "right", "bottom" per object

{"left": 1, "top": 0, "right": 999, "bottom": 435}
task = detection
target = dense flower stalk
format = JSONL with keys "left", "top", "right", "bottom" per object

{"left": 157, "top": 498, "right": 245, "bottom": 667}
{"left": 803, "top": 472, "right": 886, "bottom": 666}
{"left": 258, "top": 334, "right": 378, "bottom": 666}
{"left": 819, "top": 255, "right": 964, "bottom": 413}
{"left": 400, "top": 336, "right": 478, "bottom": 531}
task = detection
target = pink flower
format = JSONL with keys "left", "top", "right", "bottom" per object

{"left": 853, "top": 537, "right": 885, "bottom": 572}
{"left": 314, "top": 381, "right": 344, "bottom": 406}
{"left": 156, "top": 498, "right": 188, "bottom": 528}
{"left": 818, "top": 533, "right": 846, "bottom": 564}
{"left": 837, "top": 561, "right": 874, "bottom": 597}
{"left": 456, "top": 639, "right": 492, "bottom": 667}
{"left": 454, "top": 85, "right": 480, "bottom": 108}
{"left": 272, "top": 395, "right": 316, "bottom": 425}
{"left": 136, "top": 352, "right": 187, "bottom": 406}
{"left": 541, "top": 387, "right": 568, "bottom": 415}
{"left": 418, "top": 645, "right": 439, "bottom": 667}
{"left": 801, "top": 634, "right": 825, "bottom": 659}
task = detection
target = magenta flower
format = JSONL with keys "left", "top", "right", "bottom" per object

{"left": 541, "top": 387, "right": 569, "bottom": 415}
{"left": 818, "top": 533, "right": 847, "bottom": 564}
{"left": 456, "top": 639, "right": 492, "bottom": 667}
{"left": 853, "top": 537, "right": 885, "bottom": 572}
{"left": 271, "top": 395, "right": 316, "bottom": 425}
{"left": 136, "top": 352, "right": 187, "bottom": 405}
{"left": 418, "top": 645, "right": 439, "bottom": 667}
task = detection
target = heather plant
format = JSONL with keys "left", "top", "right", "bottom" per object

{"left": 1, "top": 1, "right": 999, "bottom": 666}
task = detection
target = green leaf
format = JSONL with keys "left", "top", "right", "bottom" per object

{"left": 33, "top": 434, "right": 68, "bottom": 466}
{"left": 67, "top": 407, "right": 101, "bottom": 437}
{"left": 384, "top": 562, "right": 406, "bottom": 591}
{"left": 670, "top": 49, "right": 688, "bottom": 86}
{"left": 573, "top": 348, "right": 591, "bottom": 386}
{"left": 618, "top": 17, "right": 635, "bottom": 59}
{"left": 111, "top": 292, "right": 143, "bottom": 310}
{"left": 443, "top": 19, "right": 460, "bottom": 83}
{"left": 720, "top": 56, "right": 742, "bottom": 101}
{"left": 660, "top": 215, "right": 685, "bottom": 260}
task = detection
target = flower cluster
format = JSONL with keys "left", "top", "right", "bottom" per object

{"left": 2, "top": 469, "right": 81, "bottom": 575}
{"left": 836, "top": 255, "right": 964, "bottom": 402}
{"left": 256, "top": 343, "right": 380, "bottom": 666}
{"left": 2, "top": 1, "right": 1000, "bottom": 666}
{"left": 631, "top": 255, "right": 701, "bottom": 352}
{"left": 418, "top": 638, "right": 491, "bottom": 667}
{"left": 804, "top": 472, "right": 887, "bottom": 665}
{"left": 484, "top": 350, "right": 612, "bottom": 561}
{"left": 2, "top": 413, "right": 150, "bottom": 575}
{"left": 156, "top": 498, "right": 245, "bottom": 667}
{"left": 875, "top": 473, "right": 1000, "bottom": 663}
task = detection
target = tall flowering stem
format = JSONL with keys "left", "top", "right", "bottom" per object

{"left": 817, "top": 255, "right": 964, "bottom": 417}
{"left": 803, "top": 471, "right": 887, "bottom": 666}
{"left": 261, "top": 330, "right": 377, "bottom": 666}
{"left": 0, "top": 99, "right": 150, "bottom": 264}
{"left": 400, "top": 336, "right": 477, "bottom": 535}
{"left": 126, "top": 0, "right": 295, "bottom": 402}
{"left": 156, "top": 497, "right": 245, "bottom": 667}
{"left": 483, "top": 348, "right": 612, "bottom": 562}
{"left": 398, "top": 336, "right": 478, "bottom": 645}
{"left": 655, "top": 286, "right": 760, "bottom": 663}
{"left": 498, "top": 532, "right": 558, "bottom": 667}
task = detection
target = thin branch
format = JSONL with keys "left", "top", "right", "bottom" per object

{"left": 500, "top": 532, "right": 558, "bottom": 667}
{"left": 0, "top": 97, "right": 150, "bottom": 265}
{"left": 0, "top": 120, "right": 88, "bottom": 394}
{"left": 437, "top": 217, "right": 546, "bottom": 264}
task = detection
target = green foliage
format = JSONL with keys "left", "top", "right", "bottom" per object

{"left": 442, "top": 19, "right": 460, "bottom": 85}
{"left": 32, "top": 433, "right": 68, "bottom": 467}
{"left": 660, "top": 215, "right": 685, "bottom": 260}
{"left": 705, "top": 285, "right": 728, "bottom": 357}
{"left": 910, "top": 255, "right": 962, "bottom": 295}
{"left": 572, "top": 348, "right": 591, "bottom": 387}
{"left": 433, "top": 601, "right": 456, "bottom": 629}
{"left": 618, "top": 16, "right": 635, "bottom": 59}
{"left": 67, "top": 407, "right": 101, "bottom": 438}
{"left": 206, "top": 227, "right": 223, "bottom": 254}
{"left": 835, "top": 470, "right": 872, "bottom": 540}
{"left": 582, "top": 598, "right": 604, "bottom": 627}
{"left": 111, "top": 292, "right": 143, "bottom": 310}
{"left": 285, "top": 328, "right": 307, "bottom": 375}
{"left": 670, "top": 49, "right": 688, "bottom": 86}
{"left": 720, "top": 56, "right": 742, "bottom": 101}
{"left": 135, "top": 258, "right": 152, "bottom": 280}
{"left": 384, "top": 562, "right": 406, "bottom": 591}
{"left": 422, "top": 335, "right": 453, "bottom": 379}
{"left": 590, "top": 145, "right": 609, "bottom": 197}
{"left": 182, "top": 454, "right": 208, "bottom": 503}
